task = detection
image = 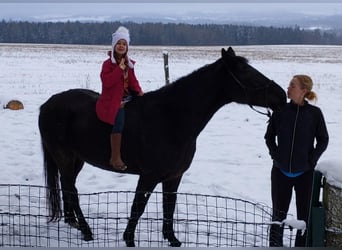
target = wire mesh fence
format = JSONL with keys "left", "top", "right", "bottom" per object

{"left": 0, "top": 184, "right": 296, "bottom": 247}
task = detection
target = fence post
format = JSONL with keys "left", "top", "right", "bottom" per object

{"left": 163, "top": 50, "right": 170, "bottom": 85}
{"left": 323, "top": 177, "right": 342, "bottom": 246}
{"left": 307, "top": 170, "right": 325, "bottom": 246}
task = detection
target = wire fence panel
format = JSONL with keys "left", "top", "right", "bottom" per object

{"left": 0, "top": 184, "right": 296, "bottom": 247}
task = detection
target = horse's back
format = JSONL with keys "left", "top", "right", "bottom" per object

{"left": 40, "top": 89, "right": 98, "bottom": 113}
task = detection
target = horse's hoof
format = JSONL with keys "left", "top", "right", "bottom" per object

{"left": 123, "top": 231, "right": 135, "bottom": 247}
{"left": 164, "top": 234, "right": 182, "bottom": 247}
{"left": 169, "top": 241, "right": 182, "bottom": 247}
{"left": 125, "top": 241, "right": 135, "bottom": 247}
{"left": 83, "top": 234, "right": 94, "bottom": 241}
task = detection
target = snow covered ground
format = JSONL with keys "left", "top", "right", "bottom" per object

{"left": 0, "top": 43, "right": 341, "bottom": 246}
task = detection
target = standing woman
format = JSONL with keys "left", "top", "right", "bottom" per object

{"left": 96, "top": 26, "right": 144, "bottom": 171}
{"left": 264, "top": 75, "right": 329, "bottom": 246}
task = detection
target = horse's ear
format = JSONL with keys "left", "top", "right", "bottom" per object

{"left": 221, "top": 48, "right": 227, "bottom": 57}
{"left": 227, "top": 47, "right": 235, "bottom": 56}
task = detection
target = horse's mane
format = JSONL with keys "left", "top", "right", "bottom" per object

{"left": 147, "top": 60, "right": 219, "bottom": 99}
{"left": 224, "top": 54, "right": 249, "bottom": 67}
{"left": 144, "top": 54, "right": 248, "bottom": 101}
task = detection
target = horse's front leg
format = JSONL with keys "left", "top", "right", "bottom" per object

{"left": 162, "top": 176, "right": 183, "bottom": 247}
{"left": 123, "top": 176, "right": 158, "bottom": 247}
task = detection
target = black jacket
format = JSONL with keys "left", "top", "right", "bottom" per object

{"left": 265, "top": 101, "right": 329, "bottom": 173}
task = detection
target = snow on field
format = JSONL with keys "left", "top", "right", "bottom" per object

{"left": 1, "top": 43, "right": 341, "bottom": 219}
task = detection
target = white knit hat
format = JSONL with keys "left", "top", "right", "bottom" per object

{"left": 111, "top": 26, "right": 132, "bottom": 66}
{"left": 112, "top": 26, "right": 130, "bottom": 49}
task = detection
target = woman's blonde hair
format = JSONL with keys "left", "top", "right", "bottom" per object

{"left": 293, "top": 74, "right": 317, "bottom": 102}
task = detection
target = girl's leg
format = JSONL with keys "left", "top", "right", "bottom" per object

{"left": 110, "top": 108, "right": 126, "bottom": 170}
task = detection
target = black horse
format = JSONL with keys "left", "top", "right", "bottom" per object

{"left": 38, "top": 47, "right": 286, "bottom": 247}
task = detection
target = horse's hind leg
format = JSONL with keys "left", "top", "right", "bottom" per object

{"left": 59, "top": 157, "right": 93, "bottom": 241}
{"left": 123, "top": 176, "right": 158, "bottom": 247}
{"left": 62, "top": 184, "right": 93, "bottom": 241}
{"left": 162, "top": 176, "right": 182, "bottom": 247}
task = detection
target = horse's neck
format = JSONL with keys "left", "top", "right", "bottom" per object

{"left": 155, "top": 63, "right": 228, "bottom": 140}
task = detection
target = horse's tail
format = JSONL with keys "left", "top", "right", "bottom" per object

{"left": 42, "top": 142, "right": 62, "bottom": 222}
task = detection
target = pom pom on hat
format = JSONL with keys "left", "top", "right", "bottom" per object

{"left": 112, "top": 26, "right": 130, "bottom": 49}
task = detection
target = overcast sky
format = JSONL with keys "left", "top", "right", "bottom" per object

{"left": 1, "top": 3, "right": 342, "bottom": 24}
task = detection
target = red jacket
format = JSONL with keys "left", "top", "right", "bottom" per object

{"left": 96, "top": 56, "right": 142, "bottom": 125}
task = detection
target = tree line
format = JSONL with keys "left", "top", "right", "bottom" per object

{"left": 0, "top": 20, "right": 341, "bottom": 46}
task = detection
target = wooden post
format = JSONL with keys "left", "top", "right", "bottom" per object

{"left": 163, "top": 50, "right": 170, "bottom": 85}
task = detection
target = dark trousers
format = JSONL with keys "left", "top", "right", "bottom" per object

{"left": 269, "top": 166, "right": 314, "bottom": 247}
{"left": 112, "top": 108, "right": 125, "bottom": 133}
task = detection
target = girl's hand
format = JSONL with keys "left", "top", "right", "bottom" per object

{"left": 119, "top": 58, "right": 127, "bottom": 70}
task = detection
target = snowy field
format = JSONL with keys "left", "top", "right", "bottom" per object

{"left": 0, "top": 44, "right": 341, "bottom": 244}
